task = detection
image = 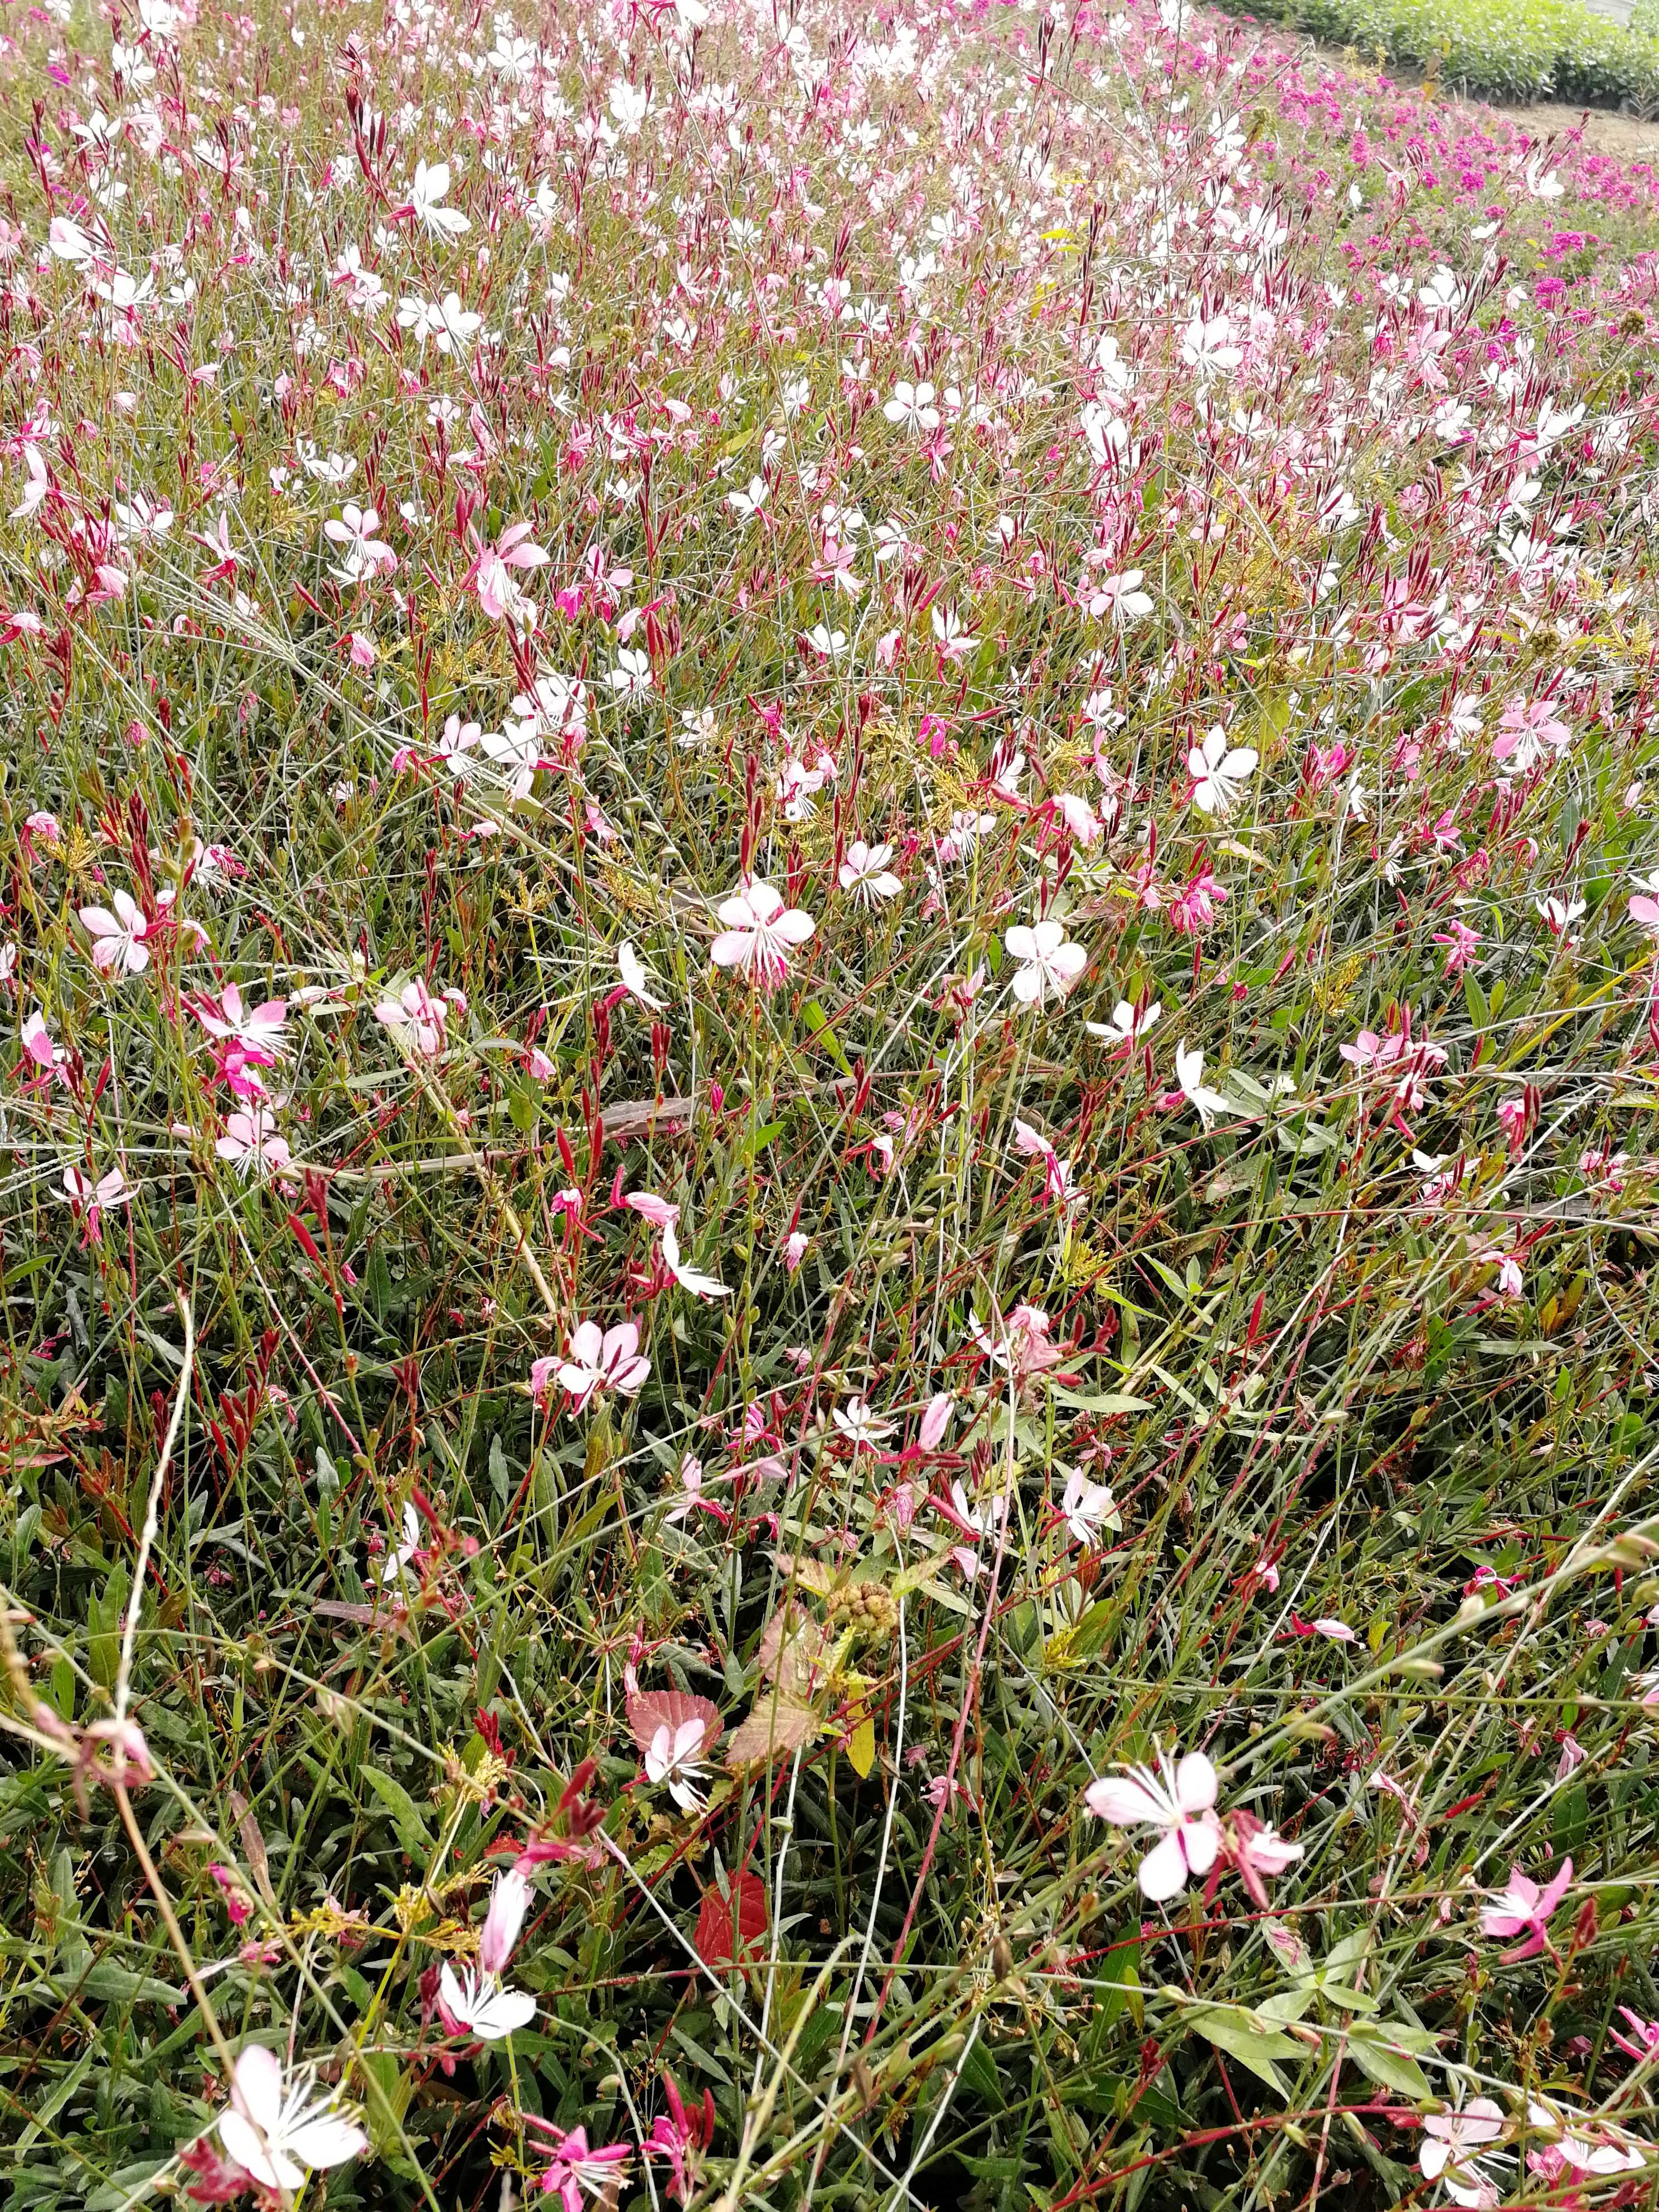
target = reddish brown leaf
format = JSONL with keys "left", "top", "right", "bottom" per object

{"left": 695, "top": 1870, "right": 768, "bottom": 1967}
{"left": 625, "top": 1688, "right": 723, "bottom": 1760}
{"left": 725, "top": 1697, "right": 821, "bottom": 1768}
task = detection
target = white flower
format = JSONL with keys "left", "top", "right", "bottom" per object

{"left": 377, "top": 1501, "right": 421, "bottom": 1587}
{"left": 710, "top": 880, "right": 814, "bottom": 991}
{"left": 1419, "top": 2101, "right": 1505, "bottom": 2196}
{"left": 727, "top": 475, "right": 768, "bottom": 522}
{"left": 609, "top": 78, "right": 649, "bottom": 132}
{"left": 1174, "top": 1042, "right": 1230, "bottom": 1129}
{"left": 832, "top": 1398, "right": 894, "bottom": 1449}
{"left": 930, "top": 604, "right": 978, "bottom": 660}
{"left": 661, "top": 1220, "right": 730, "bottom": 1302}
{"left": 838, "top": 840, "right": 902, "bottom": 903}
{"left": 219, "top": 2047, "right": 367, "bottom": 2194}
{"left": 438, "top": 1961, "right": 537, "bottom": 2041}
{"left": 407, "top": 159, "right": 469, "bottom": 239}
{"left": 618, "top": 940, "right": 666, "bottom": 1010}
{"left": 1003, "top": 920, "right": 1086, "bottom": 1007}
{"left": 1085, "top": 1750, "right": 1220, "bottom": 1901}
{"left": 1188, "top": 726, "right": 1258, "bottom": 816}
{"left": 1086, "top": 999, "right": 1163, "bottom": 1047}
{"left": 646, "top": 1718, "right": 710, "bottom": 1812}
{"left": 1180, "top": 313, "right": 1242, "bottom": 379}
{"left": 882, "top": 379, "right": 939, "bottom": 433}
{"left": 607, "top": 647, "right": 652, "bottom": 699}
{"left": 1060, "top": 1469, "right": 1117, "bottom": 1546}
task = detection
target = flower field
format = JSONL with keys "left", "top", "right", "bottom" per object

{"left": 3, "top": 0, "right": 1659, "bottom": 2205}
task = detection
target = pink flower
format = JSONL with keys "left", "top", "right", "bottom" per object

{"left": 21, "top": 1009, "right": 69, "bottom": 1082}
{"left": 61, "top": 1165, "right": 135, "bottom": 1244}
{"left": 625, "top": 1190, "right": 681, "bottom": 1229}
{"left": 1419, "top": 2099, "right": 1505, "bottom": 2201}
{"left": 208, "top": 1864, "right": 251, "bottom": 1926}
{"left": 555, "top": 1319, "right": 651, "bottom": 1411}
{"left": 1476, "top": 1248, "right": 1524, "bottom": 1299}
{"left": 783, "top": 1229, "right": 808, "bottom": 1272}
{"left": 918, "top": 1392, "right": 954, "bottom": 1452}
{"left": 215, "top": 1107, "right": 293, "bottom": 1179}
{"left": 1481, "top": 1855, "right": 1572, "bottom": 1961}
{"left": 1612, "top": 2006, "right": 1659, "bottom": 2064}
{"left": 190, "top": 983, "right": 287, "bottom": 1061}
{"left": 1085, "top": 1749, "right": 1221, "bottom": 1901}
{"left": 533, "top": 2126, "right": 633, "bottom": 2210}
{"left": 529, "top": 1356, "right": 559, "bottom": 1408}
{"left": 468, "top": 520, "right": 549, "bottom": 622}
{"left": 1433, "top": 919, "right": 1482, "bottom": 975}
{"left": 710, "top": 879, "right": 815, "bottom": 990}
{"left": 478, "top": 1867, "right": 531, "bottom": 1975}
{"left": 375, "top": 978, "right": 447, "bottom": 1058}
{"left": 643, "top": 2077, "right": 716, "bottom": 2204}
{"left": 79, "top": 888, "right": 150, "bottom": 975}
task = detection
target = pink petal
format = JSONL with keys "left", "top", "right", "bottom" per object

{"left": 1085, "top": 1773, "right": 1168, "bottom": 1826}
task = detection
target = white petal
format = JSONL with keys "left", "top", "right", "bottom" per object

{"left": 231, "top": 2045, "right": 284, "bottom": 2132}
{"left": 472, "top": 1984, "right": 538, "bottom": 2039}
{"left": 284, "top": 2114, "right": 369, "bottom": 2171}
{"left": 1137, "top": 1829, "right": 1190, "bottom": 1901}
{"left": 1174, "top": 1751, "right": 1217, "bottom": 1814}
{"left": 1182, "top": 1815, "right": 1220, "bottom": 1876}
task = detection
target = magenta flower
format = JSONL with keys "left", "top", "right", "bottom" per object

{"left": 1481, "top": 1855, "right": 1571, "bottom": 1961}
{"left": 643, "top": 2077, "right": 716, "bottom": 2203}
{"left": 532, "top": 2125, "right": 632, "bottom": 2210}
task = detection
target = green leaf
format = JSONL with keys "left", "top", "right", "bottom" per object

{"left": 1344, "top": 2020, "right": 1434, "bottom": 2100}
{"left": 1463, "top": 969, "right": 1490, "bottom": 1033}
{"left": 356, "top": 2049, "right": 414, "bottom": 2157}
{"left": 1052, "top": 1387, "right": 1151, "bottom": 1415}
{"left": 1098, "top": 1939, "right": 1143, "bottom": 2030}
{"left": 1176, "top": 2000, "right": 1305, "bottom": 2095}
{"left": 361, "top": 1765, "right": 431, "bottom": 1859}
{"left": 800, "top": 997, "right": 852, "bottom": 1074}
{"left": 76, "top": 1960, "right": 183, "bottom": 2006}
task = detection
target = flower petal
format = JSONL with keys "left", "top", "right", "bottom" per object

{"left": 1137, "top": 1828, "right": 1190, "bottom": 1901}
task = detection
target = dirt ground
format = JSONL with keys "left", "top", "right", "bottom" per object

{"left": 1478, "top": 96, "right": 1659, "bottom": 157}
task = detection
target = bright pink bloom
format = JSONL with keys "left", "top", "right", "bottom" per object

{"left": 1481, "top": 1855, "right": 1572, "bottom": 1961}
{"left": 533, "top": 2126, "right": 632, "bottom": 2210}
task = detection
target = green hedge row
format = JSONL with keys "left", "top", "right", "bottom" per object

{"left": 1221, "top": 0, "right": 1659, "bottom": 110}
